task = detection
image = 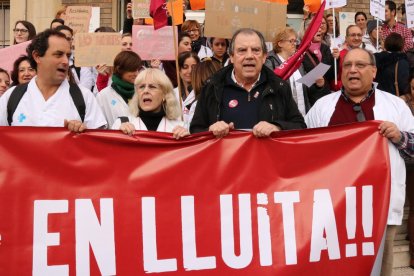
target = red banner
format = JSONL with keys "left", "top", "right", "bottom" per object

{"left": 274, "top": 0, "right": 326, "bottom": 80}
{"left": 0, "top": 122, "right": 390, "bottom": 275}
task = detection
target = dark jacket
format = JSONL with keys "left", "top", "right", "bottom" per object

{"left": 264, "top": 51, "right": 330, "bottom": 110}
{"left": 375, "top": 51, "right": 410, "bottom": 95}
{"left": 190, "top": 64, "right": 307, "bottom": 133}
{"left": 302, "top": 43, "right": 335, "bottom": 83}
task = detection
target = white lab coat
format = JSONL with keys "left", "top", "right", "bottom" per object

{"left": 305, "top": 89, "right": 414, "bottom": 225}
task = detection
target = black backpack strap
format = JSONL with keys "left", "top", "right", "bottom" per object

{"left": 119, "top": 116, "right": 129, "bottom": 123}
{"left": 69, "top": 83, "right": 86, "bottom": 123}
{"left": 7, "top": 83, "right": 29, "bottom": 126}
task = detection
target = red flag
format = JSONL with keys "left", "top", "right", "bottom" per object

{"left": 274, "top": 0, "right": 326, "bottom": 80}
{"left": 150, "top": 0, "right": 167, "bottom": 30}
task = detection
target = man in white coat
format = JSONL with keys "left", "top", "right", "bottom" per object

{"left": 305, "top": 48, "right": 414, "bottom": 276}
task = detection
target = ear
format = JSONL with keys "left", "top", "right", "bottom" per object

{"left": 230, "top": 54, "right": 234, "bottom": 64}
{"left": 372, "top": 66, "right": 377, "bottom": 79}
{"left": 32, "top": 50, "right": 41, "bottom": 65}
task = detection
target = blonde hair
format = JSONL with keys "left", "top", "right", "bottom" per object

{"left": 130, "top": 68, "right": 181, "bottom": 120}
{"left": 273, "top": 27, "right": 297, "bottom": 53}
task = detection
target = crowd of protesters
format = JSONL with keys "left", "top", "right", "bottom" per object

{"left": 2, "top": 0, "right": 414, "bottom": 274}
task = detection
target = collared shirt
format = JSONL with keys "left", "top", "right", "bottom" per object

{"left": 381, "top": 22, "right": 413, "bottom": 52}
{"left": 328, "top": 87, "right": 375, "bottom": 126}
{"left": 231, "top": 69, "right": 261, "bottom": 92}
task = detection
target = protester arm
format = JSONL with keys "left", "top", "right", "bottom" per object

{"left": 96, "top": 74, "right": 110, "bottom": 92}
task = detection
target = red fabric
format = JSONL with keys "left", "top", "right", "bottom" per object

{"left": 96, "top": 73, "right": 110, "bottom": 92}
{"left": 0, "top": 123, "right": 390, "bottom": 275}
{"left": 150, "top": 0, "right": 168, "bottom": 30}
{"left": 274, "top": 0, "right": 326, "bottom": 80}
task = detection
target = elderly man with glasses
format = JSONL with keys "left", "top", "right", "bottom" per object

{"left": 305, "top": 47, "right": 414, "bottom": 276}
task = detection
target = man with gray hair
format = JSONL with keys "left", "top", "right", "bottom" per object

{"left": 190, "top": 28, "right": 306, "bottom": 137}
{"left": 306, "top": 47, "right": 414, "bottom": 276}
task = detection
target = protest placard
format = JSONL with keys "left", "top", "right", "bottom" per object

{"left": 190, "top": 0, "right": 205, "bottom": 10}
{"left": 204, "top": 0, "right": 286, "bottom": 42}
{"left": 132, "top": 0, "right": 151, "bottom": 19}
{"left": 325, "top": 0, "right": 347, "bottom": 9}
{"left": 370, "top": 0, "right": 385, "bottom": 21}
{"left": 64, "top": 6, "right": 92, "bottom": 34}
{"left": 339, "top": 12, "right": 356, "bottom": 37}
{"left": 74, "top": 33, "right": 122, "bottom": 67}
{"left": 132, "top": 25, "right": 176, "bottom": 60}
{"left": 89, "top": 7, "right": 101, "bottom": 33}
{"left": 167, "top": 0, "right": 184, "bottom": 26}
{"left": 406, "top": 0, "right": 414, "bottom": 28}
{"left": 0, "top": 40, "right": 31, "bottom": 74}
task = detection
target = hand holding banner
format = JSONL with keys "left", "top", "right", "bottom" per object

{"left": 0, "top": 122, "right": 390, "bottom": 275}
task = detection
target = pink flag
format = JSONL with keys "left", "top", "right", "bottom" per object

{"left": 150, "top": 0, "right": 168, "bottom": 30}
{"left": 274, "top": 0, "right": 326, "bottom": 80}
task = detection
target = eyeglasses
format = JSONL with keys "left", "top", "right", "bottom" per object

{"left": 66, "top": 37, "right": 74, "bottom": 42}
{"left": 13, "top": 28, "right": 28, "bottom": 34}
{"left": 348, "top": 33, "right": 363, "bottom": 38}
{"left": 343, "top": 62, "right": 373, "bottom": 70}
{"left": 187, "top": 29, "right": 199, "bottom": 33}
{"left": 353, "top": 104, "right": 366, "bottom": 122}
{"left": 283, "top": 39, "right": 299, "bottom": 45}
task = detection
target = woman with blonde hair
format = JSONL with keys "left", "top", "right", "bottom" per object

{"left": 112, "top": 69, "right": 189, "bottom": 139}
{"left": 265, "top": 27, "right": 329, "bottom": 115}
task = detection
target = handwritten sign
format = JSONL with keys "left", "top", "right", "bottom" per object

{"left": 325, "top": 0, "right": 347, "bottom": 9}
{"left": 0, "top": 40, "right": 31, "bottom": 74}
{"left": 204, "top": 0, "right": 286, "bottom": 42}
{"left": 406, "top": 0, "right": 414, "bottom": 28}
{"left": 74, "top": 33, "right": 122, "bottom": 67}
{"left": 370, "top": 0, "right": 385, "bottom": 21}
{"left": 64, "top": 6, "right": 92, "bottom": 34}
{"left": 132, "top": 25, "right": 177, "bottom": 60}
{"left": 132, "top": 0, "right": 151, "bottom": 19}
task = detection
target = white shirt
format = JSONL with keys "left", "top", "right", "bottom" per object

{"left": 111, "top": 116, "right": 183, "bottom": 132}
{"left": 173, "top": 87, "right": 196, "bottom": 130}
{"left": 278, "top": 54, "right": 306, "bottom": 116}
{"left": 305, "top": 89, "right": 414, "bottom": 225}
{"left": 197, "top": 45, "right": 213, "bottom": 60}
{"left": 96, "top": 85, "right": 130, "bottom": 128}
{"left": 0, "top": 77, "right": 107, "bottom": 129}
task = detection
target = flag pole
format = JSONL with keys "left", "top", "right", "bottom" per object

{"left": 169, "top": 0, "right": 184, "bottom": 121}
{"left": 333, "top": 7, "right": 337, "bottom": 86}
{"left": 376, "top": 17, "right": 379, "bottom": 52}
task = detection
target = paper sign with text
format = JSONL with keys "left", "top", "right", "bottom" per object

{"left": 74, "top": 33, "right": 122, "bottom": 67}
{"left": 64, "top": 6, "right": 92, "bottom": 34}
{"left": 132, "top": 0, "right": 151, "bottom": 19}
{"left": 132, "top": 25, "right": 177, "bottom": 60}
{"left": 370, "top": 0, "right": 385, "bottom": 21}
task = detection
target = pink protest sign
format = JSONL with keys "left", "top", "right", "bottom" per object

{"left": 132, "top": 25, "right": 176, "bottom": 60}
{"left": 0, "top": 41, "right": 31, "bottom": 74}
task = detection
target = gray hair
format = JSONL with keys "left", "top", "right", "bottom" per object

{"left": 130, "top": 68, "right": 181, "bottom": 120}
{"left": 229, "top": 28, "right": 267, "bottom": 56}
{"left": 344, "top": 48, "right": 376, "bottom": 66}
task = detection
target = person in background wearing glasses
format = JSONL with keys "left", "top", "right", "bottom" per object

{"left": 10, "top": 55, "right": 36, "bottom": 86}
{"left": 305, "top": 48, "right": 414, "bottom": 276}
{"left": 265, "top": 27, "right": 329, "bottom": 116}
{"left": 112, "top": 68, "right": 189, "bottom": 139}
{"left": 181, "top": 20, "right": 213, "bottom": 60}
{"left": 374, "top": 33, "right": 409, "bottom": 96}
{"left": 331, "top": 25, "right": 365, "bottom": 91}
{"left": 13, "top": 20, "right": 36, "bottom": 45}
{"left": 190, "top": 28, "right": 306, "bottom": 137}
